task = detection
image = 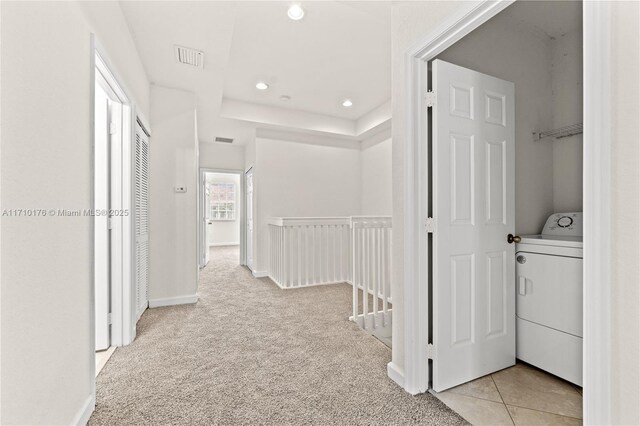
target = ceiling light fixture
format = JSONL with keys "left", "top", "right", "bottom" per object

{"left": 255, "top": 81, "right": 269, "bottom": 90}
{"left": 342, "top": 99, "right": 353, "bottom": 108}
{"left": 287, "top": 4, "right": 305, "bottom": 21}
{"left": 280, "top": 95, "right": 291, "bottom": 102}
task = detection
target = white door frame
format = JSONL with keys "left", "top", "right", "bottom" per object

{"left": 400, "top": 1, "right": 611, "bottom": 423}
{"left": 90, "top": 34, "right": 145, "bottom": 398}
{"left": 198, "top": 168, "right": 247, "bottom": 267}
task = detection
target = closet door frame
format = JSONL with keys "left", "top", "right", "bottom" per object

{"left": 91, "top": 36, "right": 144, "bottom": 369}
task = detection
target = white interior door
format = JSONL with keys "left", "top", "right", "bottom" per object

{"left": 245, "top": 168, "right": 254, "bottom": 271}
{"left": 432, "top": 59, "right": 515, "bottom": 392}
{"left": 135, "top": 120, "right": 150, "bottom": 321}
{"left": 199, "top": 175, "right": 207, "bottom": 268}
{"left": 204, "top": 183, "right": 211, "bottom": 266}
{"left": 95, "top": 84, "right": 111, "bottom": 351}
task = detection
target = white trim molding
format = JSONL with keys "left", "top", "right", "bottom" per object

{"left": 149, "top": 294, "right": 199, "bottom": 308}
{"left": 387, "top": 362, "right": 405, "bottom": 389}
{"left": 582, "top": 2, "right": 612, "bottom": 424}
{"left": 209, "top": 242, "right": 240, "bottom": 247}
{"left": 93, "top": 36, "right": 143, "bottom": 349}
{"left": 252, "top": 270, "right": 269, "bottom": 278}
{"left": 71, "top": 395, "right": 95, "bottom": 426}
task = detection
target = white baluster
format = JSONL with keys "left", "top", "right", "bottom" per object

{"left": 374, "top": 223, "right": 378, "bottom": 325}
{"left": 363, "top": 224, "right": 369, "bottom": 330}
{"left": 382, "top": 225, "right": 388, "bottom": 321}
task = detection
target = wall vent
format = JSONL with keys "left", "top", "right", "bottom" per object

{"left": 214, "top": 137, "right": 234, "bottom": 144}
{"left": 174, "top": 45, "right": 204, "bottom": 68}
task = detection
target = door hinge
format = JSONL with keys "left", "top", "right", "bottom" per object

{"left": 107, "top": 217, "right": 113, "bottom": 230}
{"left": 427, "top": 343, "right": 435, "bottom": 360}
{"left": 426, "top": 217, "right": 435, "bottom": 233}
{"left": 107, "top": 313, "right": 113, "bottom": 325}
{"left": 425, "top": 90, "right": 436, "bottom": 108}
{"left": 109, "top": 122, "right": 117, "bottom": 135}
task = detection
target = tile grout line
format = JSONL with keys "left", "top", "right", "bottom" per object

{"left": 501, "top": 402, "right": 584, "bottom": 421}
{"left": 493, "top": 365, "right": 584, "bottom": 421}
{"left": 446, "top": 389, "right": 508, "bottom": 405}
{"left": 491, "top": 374, "right": 516, "bottom": 426}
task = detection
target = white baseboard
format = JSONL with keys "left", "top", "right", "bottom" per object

{"left": 148, "top": 294, "right": 198, "bottom": 308}
{"left": 252, "top": 270, "right": 268, "bottom": 278}
{"left": 387, "top": 362, "right": 405, "bottom": 388}
{"left": 209, "top": 242, "right": 239, "bottom": 247}
{"left": 72, "top": 394, "right": 95, "bottom": 426}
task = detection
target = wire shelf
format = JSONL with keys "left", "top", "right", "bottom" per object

{"left": 533, "top": 123, "right": 583, "bottom": 141}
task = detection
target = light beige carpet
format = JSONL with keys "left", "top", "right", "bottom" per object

{"left": 90, "top": 246, "right": 466, "bottom": 425}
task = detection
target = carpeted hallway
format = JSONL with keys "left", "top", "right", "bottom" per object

{"left": 90, "top": 246, "right": 466, "bottom": 425}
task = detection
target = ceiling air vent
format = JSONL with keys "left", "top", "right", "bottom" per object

{"left": 174, "top": 45, "right": 204, "bottom": 68}
{"left": 214, "top": 137, "right": 234, "bottom": 144}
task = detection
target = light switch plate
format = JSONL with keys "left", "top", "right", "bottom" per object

{"left": 175, "top": 186, "right": 187, "bottom": 193}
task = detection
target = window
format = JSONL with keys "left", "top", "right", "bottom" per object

{"left": 210, "top": 183, "right": 236, "bottom": 220}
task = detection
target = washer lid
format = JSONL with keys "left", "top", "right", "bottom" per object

{"left": 519, "top": 234, "right": 583, "bottom": 248}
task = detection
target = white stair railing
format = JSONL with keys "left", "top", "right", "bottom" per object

{"left": 268, "top": 216, "right": 392, "bottom": 336}
{"left": 350, "top": 217, "right": 392, "bottom": 331}
{"left": 268, "top": 217, "right": 351, "bottom": 288}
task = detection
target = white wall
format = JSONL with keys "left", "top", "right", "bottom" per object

{"left": 200, "top": 142, "right": 245, "bottom": 171}
{"left": 609, "top": 2, "right": 640, "bottom": 424}
{"left": 0, "top": 1, "right": 150, "bottom": 424}
{"left": 252, "top": 137, "right": 362, "bottom": 274}
{"left": 437, "top": 7, "right": 556, "bottom": 235}
{"left": 551, "top": 28, "right": 583, "bottom": 213}
{"left": 206, "top": 173, "right": 241, "bottom": 246}
{"left": 361, "top": 138, "right": 393, "bottom": 216}
{"left": 149, "top": 85, "right": 199, "bottom": 303}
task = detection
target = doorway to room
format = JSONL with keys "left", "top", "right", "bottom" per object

{"left": 93, "top": 50, "right": 134, "bottom": 375}
{"left": 406, "top": 1, "right": 586, "bottom": 423}
{"left": 199, "top": 169, "right": 245, "bottom": 269}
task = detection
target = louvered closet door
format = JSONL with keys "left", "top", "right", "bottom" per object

{"left": 135, "top": 120, "right": 150, "bottom": 320}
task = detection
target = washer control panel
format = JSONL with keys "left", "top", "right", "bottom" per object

{"left": 541, "top": 212, "right": 583, "bottom": 236}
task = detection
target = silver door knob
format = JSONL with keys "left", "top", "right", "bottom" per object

{"left": 517, "top": 255, "right": 526, "bottom": 264}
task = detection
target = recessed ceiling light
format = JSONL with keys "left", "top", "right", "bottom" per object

{"left": 342, "top": 99, "right": 353, "bottom": 107}
{"left": 287, "top": 4, "right": 305, "bottom": 21}
{"left": 280, "top": 95, "right": 291, "bottom": 102}
{"left": 255, "top": 81, "right": 269, "bottom": 90}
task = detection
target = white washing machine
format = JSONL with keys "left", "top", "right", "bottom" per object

{"left": 516, "top": 212, "right": 583, "bottom": 386}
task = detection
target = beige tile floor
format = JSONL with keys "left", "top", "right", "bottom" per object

{"left": 432, "top": 362, "right": 583, "bottom": 425}
{"left": 95, "top": 346, "right": 116, "bottom": 377}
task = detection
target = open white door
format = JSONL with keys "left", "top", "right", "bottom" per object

{"left": 95, "top": 84, "right": 111, "bottom": 351}
{"left": 199, "top": 174, "right": 208, "bottom": 268}
{"left": 431, "top": 59, "right": 515, "bottom": 392}
{"left": 245, "top": 168, "right": 254, "bottom": 271}
{"left": 204, "top": 182, "right": 211, "bottom": 266}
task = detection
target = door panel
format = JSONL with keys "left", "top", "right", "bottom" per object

{"left": 432, "top": 59, "right": 515, "bottom": 392}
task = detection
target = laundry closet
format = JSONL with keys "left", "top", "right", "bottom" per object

{"left": 430, "top": 0, "right": 584, "bottom": 391}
